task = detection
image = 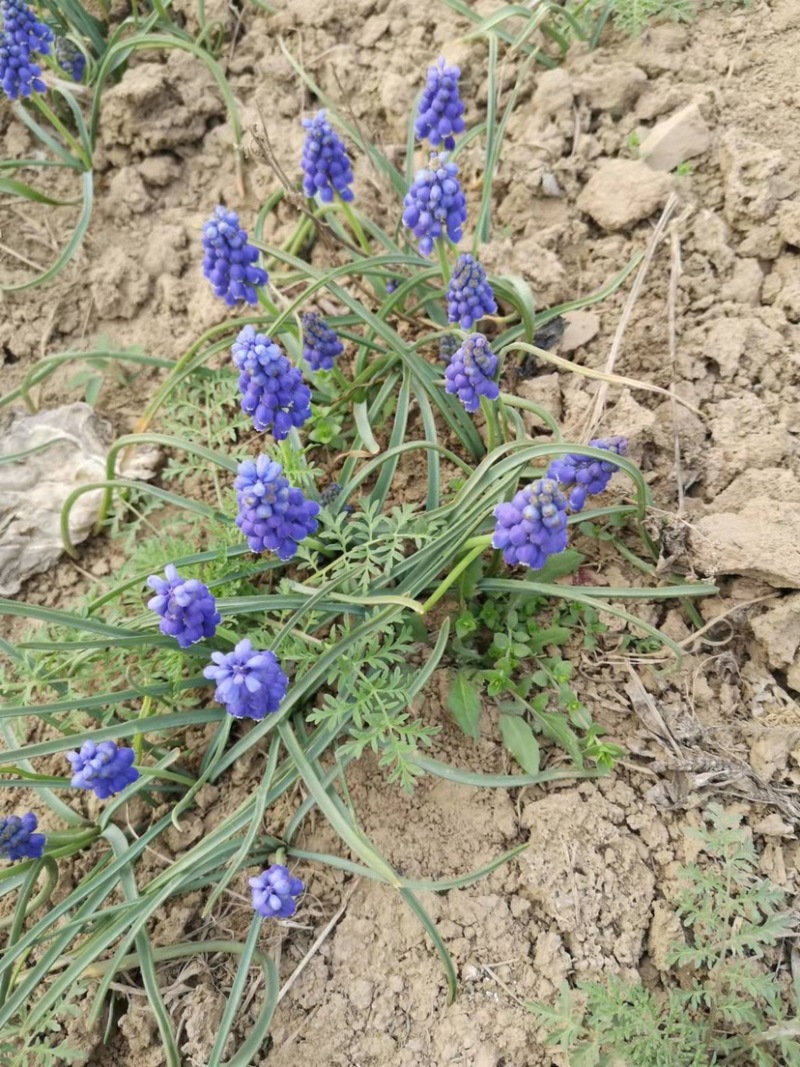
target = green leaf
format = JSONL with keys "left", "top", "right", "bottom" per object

{"left": 0, "top": 177, "right": 79, "bottom": 206}
{"left": 539, "top": 712, "right": 583, "bottom": 766}
{"left": 499, "top": 714, "right": 540, "bottom": 775}
{"left": 527, "top": 548, "right": 585, "bottom": 582}
{"left": 446, "top": 672, "right": 482, "bottom": 741}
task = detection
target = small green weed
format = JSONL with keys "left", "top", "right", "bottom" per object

{"left": 528, "top": 805, "right": 800, "bottom": 1066}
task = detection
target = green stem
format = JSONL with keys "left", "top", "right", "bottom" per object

{"left": 422, "top": 535, "right": 493, "bottom": 614}
{"left": 499, "top": 393, "right": 563, "bottom": 440}
{"left": 0, "top": 861, "right": 42, "bottom": 1006}
{"left": 339, "top": 199, "right": 371, "bottom": 255}
{"left": 0, "top": 857, "right": 58, "bottom": 937}
{"left": 435, "top": 238, "right": 452, "bottom": 288}
{"left": 31, "top": 97, "right": 91, "bottom": 170}
{"left": 257, "top": 289, "right": 280, "bottom": 317}
{"left": 133, "top": 696, "right": 154, "bottom": 762}
{"left": 480, "top": 395, "right": 502, "bottom": 452}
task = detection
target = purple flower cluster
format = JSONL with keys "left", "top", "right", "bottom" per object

{"left": 202, "top": 206, "right": 267, "bottom": 306}
{"left": 147, "top": 564, "right": 220, "bottom": 648}
{"left": 415, "top": 58, "right": 466, "bottom": 151}
{"left": 0, "top": 0, "right": 53, "bottom": 100}
{"left": 439, "top": 334, "right": 460, "bottom": 362}
{"left": 446, "top": 254, "right": 497, "bottom": 330}
{"left": 250, "top": 864, "right": 304, "bottom": 919}
{"left": 235, "top": 456, "right": 320, "bottom": 560}
{"left": 55, "top": 36, "right": 84, "bottom": 82}
{"left": 301, "top": 111, "right": 355, "bottom": 203}
{"left": 319, "top": 481, "right": 342, "bottom": 507}
{"left": 301, "top": 313, "right": 344, "bottom": 373}
{"left": 232, "top": 325, "right": 311, "bottom": 439}
{"left": 547, "top": 436, "right": 628, "bottom": 511}
{"left": 402, "top": 154, "right": 467, "bottom": 257}
{"left": 492, "top": 478, "right": 569, "bottom": 570}
{"left": 444, "top": 333, "right": 499, "bottom": 412}
{"left": 0, "top": 813, "right": 45, "bottom": 861}
{"left": 204, "top": 639, "right": 288, "bottom": 720}
{"left": 67, "top": 740, "right": 140, "bottom": 800}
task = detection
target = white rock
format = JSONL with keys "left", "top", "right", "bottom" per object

{"left": 577, "top": 160, "right": 673, "bottom": 232}
{"left": 639, "top": 101, "right": 711, "bottom": 173}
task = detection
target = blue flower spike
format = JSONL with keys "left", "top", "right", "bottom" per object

{"left": 67, "top": 740, "right": 140, "bottom": 800}
{"left": 547, "top": 436, "right": 628, "bottom": 511}
{"left": 201, "top": 206, "right": 267, "bottom": 306}
{"left": 301, "top": 313, "right": 344, "bottom": 373}
{"left": 250, "top": 864, "right": 304, "bottom": 919}
{"left": 0, "top": 813, "right": 46, "bottom": 862}
{"left": 492, "top": 477, "right": 569, "bottom": 570}
{"left": 301, "top": 110, "right": 355, "bottom": 204}
{"left": 235, "top": 456, "right": 320, "bottom": 560}
{"left": 415, "top": 57, "right": 466, "bottom": 151}
{"left": 55, "top": 36, "right": 84, "bottom": 82}
{"left": 402, "top": 153, "right": 467, "bottom": 257}
{"left": 147, "top": 565, "right": 221, "bottom": 648}
{"left": 203, "top": 639, "right": 288, "bottom": 720}
{"left": 0, "top": 0, "right": 53, "bottom": 101}
{"left": 446, "top": 254, "right": 497, "bottom": 330}
{"left": 232, "top": 325, "right": 312, "bottom": 439}
{"left": 444, "top": 333, "right": 499, "bottom": 413}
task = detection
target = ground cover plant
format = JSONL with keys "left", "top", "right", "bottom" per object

{"left": 528, "top": 806, "right": 800, "bottom": 1066}
{"left": 1, "top": 0, "right": 785, "bottom": 1062}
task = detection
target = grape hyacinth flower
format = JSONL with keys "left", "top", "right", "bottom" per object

{"left": 439, "top": 334, "right": 460, "bottom": 362}
{"left": 55, "top": 36, "right": 84, "bottom": 82}
{"left": 492, "top": 478, "right": 569, "bottom": 570}
{"left": 301, "top": 313, "right": 344, "bottom": 373}
{"left": 0, "top": 0, "right": 53, "bottom": 100}
{"left": 444, "top": 333, "right": 499, "bottom": 412}
{"left": 415, "top": 57, "right": 466, "bottom": 151}
{"left": 547, "top": 436, "right": 628, "bottom": 511}
{"left": 301, "top": 110, "right": 355, "bottom": 203}
{"left": 446, "top": 254, "right": 497, "bottom": 330}
{"left": 250, "top": 864, "right": 304, "bottom": 919}
{"left": 67, "top": 740, "right": 140, "bottom": 800}
{"left": 319, "top": 481, "right": 342, "bottom": 507}
{"left": 402, "top": 154, "right": 467, "bottom": 257}
{"left": 202, "top": 206, "right": 267, "bottom": 306}
{"left": 232, "top": 325, "right": 312, "bottom": 439}
{"left": 146, "top": 564, "right": 221, "bottom": 648}
{"left": 204, "top": 639, "right": 288, "bottom": 720}
{"left": 0, "top": 813, "right": 45, "bottom": 862}
{"left": 235, "top": 456, "right": 320, "bottom": 560}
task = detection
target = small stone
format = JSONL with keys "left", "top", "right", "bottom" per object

{"left": 778, "top": 200, "right": 800, "bottom": 247}
{"left": 719, "top": 258, "right": 764, "bottom": 305}
{"left": 750, "top": 594, "right": 800, "bottom": 671}
{"left": 560, "top": 310, "right": 600, "bottom": 352}
{"left": 532, "top": 67, "right": 574, "bottom": 117}
{"left": 690, "top": 501, "right": 800, "bottom": 588}
{"left": 640, "top": 101, "right": 711, "bottom": 173}
{"left": 517, "top": 373, "right": 562, "bottom": 433}
{"left": 577, "top": 160, "right": 673, "bottom": 232}
{"left": 137, "top": 154, "right": 182, "bottom": 187}
{"left": 752, "top": 813, "right": 795, "bottom": 838}
{"left": 573, "top": 62, "right": 647, "bottom": 116}
{"left": 761, "top": 254, "right": 800, "bottom": 322}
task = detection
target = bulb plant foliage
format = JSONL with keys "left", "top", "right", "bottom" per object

{"left": 0, "top": 13, "right": 718, "bottom": 1066}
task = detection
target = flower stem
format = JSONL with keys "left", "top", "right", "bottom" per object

{"left": 435, "top": 238, "right": 452, "bottom": 288}
{"left": 480, "top": 396, "right": 502, "bottom": 452}
{"left": 339, "top": 199, "right": 371, "bottom": 256}
{"left": 32, "top": 96, "right": 91, "bottom": 170}
{"left": 422, "top": 535, "right": 493, "bottom": 614}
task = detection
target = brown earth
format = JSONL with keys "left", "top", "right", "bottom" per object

{"left": 2, "top": 0, "right": 800, "bottom": 1064}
